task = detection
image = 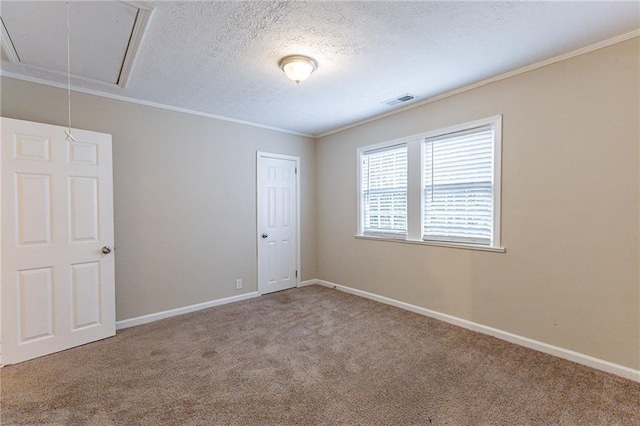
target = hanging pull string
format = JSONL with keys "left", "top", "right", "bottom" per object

{"left": 65, "top": 1, "right": 76, "bottom": 142}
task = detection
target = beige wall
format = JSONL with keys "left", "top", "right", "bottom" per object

{"left": 316, "top": 39, "right": 640, "bottom": 369}
{"left": 2, "top": 37, "right": 638, "bottom": 371}
{"left": 0, "top": 77, "right": 317, "bottom": 321}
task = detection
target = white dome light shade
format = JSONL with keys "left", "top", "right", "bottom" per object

{"left": 278, "top": 55, "right": 318, "bottom": 84}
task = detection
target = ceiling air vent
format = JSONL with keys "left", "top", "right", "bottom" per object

{"left": 383, "top": 93, "right": 415, "bottom": 106}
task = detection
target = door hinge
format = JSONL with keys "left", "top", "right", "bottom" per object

{"left": 295, "top": 167, "right": 297, "bottom": 174}
{"left": 295, "top": 270, "right": 298, "bottom": 278}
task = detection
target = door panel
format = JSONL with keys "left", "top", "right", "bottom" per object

{"left": 68, "top": 176, "right": 99, "bottom": 242}
{"left": 18, "top": 267, "right": 54, "bottom": 342}
{"left": 70, "top": 261, "right": 101, "bottom": 330}
{"left": 16, "top": 173, "right": 53, "bottom": 245}
{"left": 68, "top": 140, "right": 98, "bottom": 165}
{"left": 257, "top": 154, "right": 299, "bottom": 294}
{"left": 14, "top": 133, "right": 51, "bottom": 162}
{"left": 1, "top": 117, "right": 115, "bottom": 365}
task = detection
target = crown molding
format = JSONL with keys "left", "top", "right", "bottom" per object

{"left": 0, "top": 71, "right": 314, "bottom": 138}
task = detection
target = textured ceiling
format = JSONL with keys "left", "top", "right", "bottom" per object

{"left": 1, "top": 1, "right": 639, "bottom": 136}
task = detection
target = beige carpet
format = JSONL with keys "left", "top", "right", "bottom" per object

{"left": 1, "top": 285, "right": 638, "bottom": 425}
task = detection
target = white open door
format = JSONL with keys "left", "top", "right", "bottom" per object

{"left": 1, "top": 117, "right": 115, "bottom": 365}
{"left": 257, "top": 152, "right": 299, "bottom": 294}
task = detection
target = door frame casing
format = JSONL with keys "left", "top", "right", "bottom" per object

{"left": 256, "top": 151, "right": 301, "bottom": 295}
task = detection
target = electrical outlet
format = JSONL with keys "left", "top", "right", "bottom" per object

{"left": 235, "top": 278, "right": 242, "bottom": 290}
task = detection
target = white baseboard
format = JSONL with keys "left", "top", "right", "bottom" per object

{"left": 298, "top": 279, "right": 318, "bottom": 287}
{"left": 308, "top": 279, "right": 639, "bottom": 383}
{"left": 116, "top": 292, "right": 259, "bottom": 330}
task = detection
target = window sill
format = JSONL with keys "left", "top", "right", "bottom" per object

{"left": 354, "top": 234, "right": 506, "bottom": 253}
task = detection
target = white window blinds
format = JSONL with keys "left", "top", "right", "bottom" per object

{"left": 361, "top": 144, "right": 407, "bottom": 235}
{"left": 423, "top": 125, "right": 495, "bottom": 245}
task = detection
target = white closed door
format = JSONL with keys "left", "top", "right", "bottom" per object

{"left": 1, "top": 117, "right": 115, "bottom": 365}
{"left": 257, "top": 153, "right": 299, "bottom": 294}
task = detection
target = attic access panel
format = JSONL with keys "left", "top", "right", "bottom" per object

{"left": 0, "top": 1, "right": 151, "bottom": 87}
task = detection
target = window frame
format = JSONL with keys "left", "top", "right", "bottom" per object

{"left": 356, "top": 115, "right": 504, "bottom": 252}
{"left": 357, "top": 141, "right": 409, "bottom": 239}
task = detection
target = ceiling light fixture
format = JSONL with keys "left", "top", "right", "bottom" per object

{"left": 278, "top": 55, "right": 318, "bottom": 85}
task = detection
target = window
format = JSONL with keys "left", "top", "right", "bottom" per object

{"left": 361, "top": 144, "right": 407, "bottom": 237}
{"left": 423, "top": 125, "right": 495, "bottom": 245}
{"left": 357, "top": 115, "right": 502, "bottom": 251}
